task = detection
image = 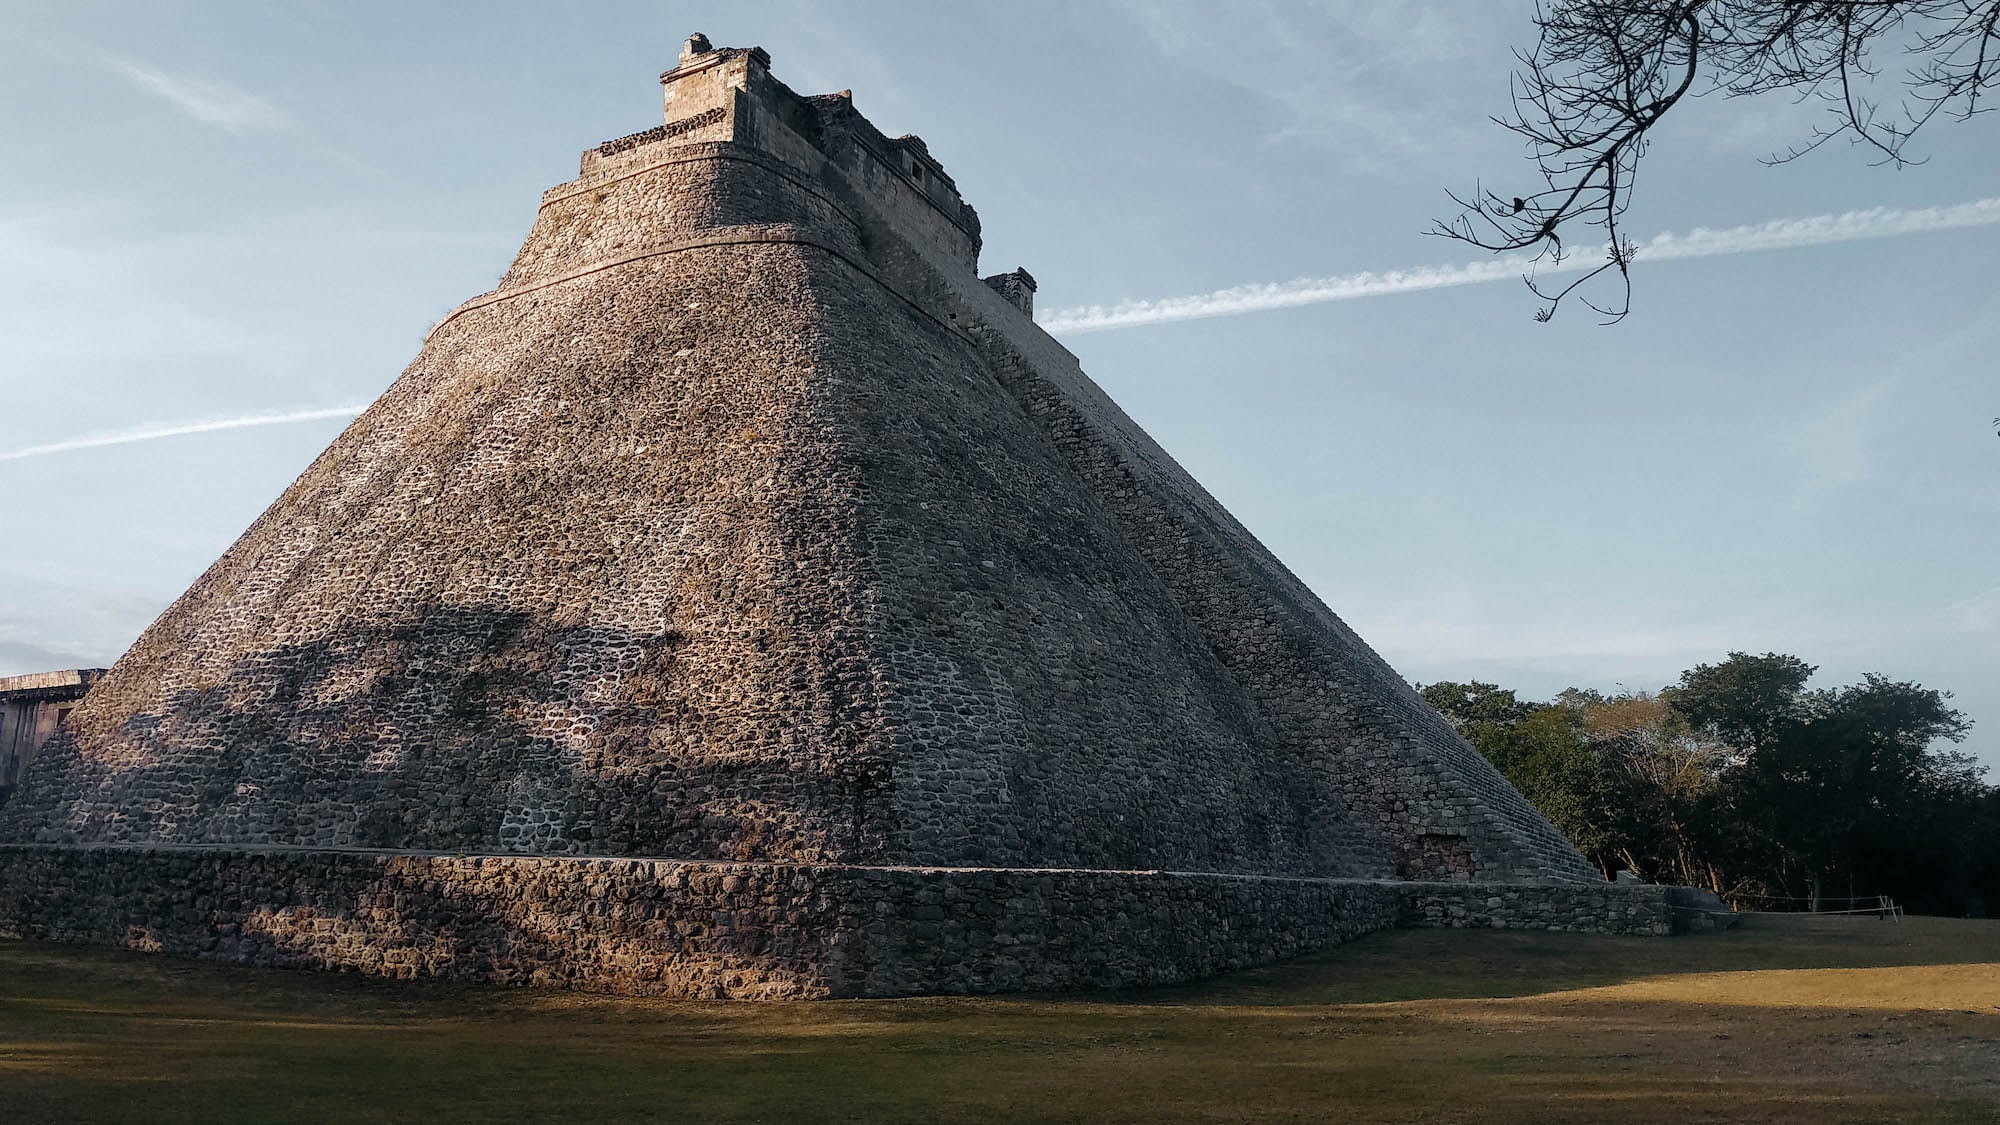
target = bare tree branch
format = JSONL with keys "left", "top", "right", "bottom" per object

{"left": 1438, "top": 1, "right": 2000, "bottom": 321}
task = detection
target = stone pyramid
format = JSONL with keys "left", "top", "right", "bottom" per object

{"left": 0, "top": 39, "right": 1686, "bottom": 999}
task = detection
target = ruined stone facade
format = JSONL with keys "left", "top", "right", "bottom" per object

{"left": 0, "top": 39, "right": 1686, "bottom": 997}
{"left": 0, "top": 669, "right": 104, "bottom": 804}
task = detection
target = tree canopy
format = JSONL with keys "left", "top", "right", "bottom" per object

{"left": 1423, "top": 651, "right": 1991, "bottom": 914}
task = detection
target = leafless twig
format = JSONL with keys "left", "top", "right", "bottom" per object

{"left": 1437, "top": 1, "right": 2000, "bottom": 321}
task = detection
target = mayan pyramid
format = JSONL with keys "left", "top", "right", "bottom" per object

{"left": 0, "top": 38, "right": 1684, "bottom": 999}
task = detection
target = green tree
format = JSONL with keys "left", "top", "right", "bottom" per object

{"left": 1728, "top": 674, "right": 1974, "bottom": 909}
{"left": 1423, "top": 680, "right": 1645, "bottom": 878}
{"left": 1419, "top": 680, "right": 1537, "bottom": 730}
{"left": 1658, "top": 657, "right": 1977, "bottom": 910}
{"left": 1566, "top": 691, "right": 1732, "bottom": 892}
{"left": 1662, "top": 652, "right": 1815, "bottom": 755}
{"left": 1426, "top": 661, "right": 1988, "bottom": 913}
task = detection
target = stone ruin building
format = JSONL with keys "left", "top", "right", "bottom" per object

{"left": 0, "top": 38, "right": 1719, "bottom": 998}
{"left": 0, "top": 669, "right": 105, "bottom": 804}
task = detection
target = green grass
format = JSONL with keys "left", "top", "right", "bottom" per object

{"left": 3, "top": 915, "right": 1997, "bottom": 1123}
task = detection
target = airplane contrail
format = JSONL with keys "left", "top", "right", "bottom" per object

{"left": 1039, "top": 196, "right": 2000, "bottom": 334}
{"left": 8, "top": 197, "right": 1995, "bottom": 463}
{"left": 0, "top": 404, "right": 366, "bottom": 463}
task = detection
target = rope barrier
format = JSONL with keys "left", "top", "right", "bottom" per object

{"left": 1716, "top": 891, "right": 1904, "bottom": 923}
{"left": 1722, "top": 892, "right": 1896, "bottom": 904}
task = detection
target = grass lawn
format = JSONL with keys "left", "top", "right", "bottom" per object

{"left": 2, "top": 914, "right": 1996, "bottom": 1123}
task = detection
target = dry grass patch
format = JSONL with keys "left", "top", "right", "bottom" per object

{"left": 1, "top": 914, "right": 1995, "bottom": 1123}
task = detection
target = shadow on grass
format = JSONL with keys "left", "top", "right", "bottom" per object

{"left": 1115, "top": 914, "right": 2000, "bottom": 1007}
{"left": 2, "top": 920, "right": 1997, "bottom": 1124}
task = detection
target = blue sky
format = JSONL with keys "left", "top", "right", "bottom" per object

{"left": 2, "top": 1, "right": 1995, "bottom": 771}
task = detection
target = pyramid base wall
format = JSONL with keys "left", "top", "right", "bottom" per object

{"left": 0, "top": 845, "right": 1694, "bottom": 998}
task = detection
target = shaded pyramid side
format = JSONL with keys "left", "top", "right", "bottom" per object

{"left": 955, "top": 287, "right": 1597, "bottom": 884}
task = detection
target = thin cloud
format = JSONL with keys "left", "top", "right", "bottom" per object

{"left": 0, "top": 405, "right": 364, "bottom": 464}
{"left": 1778, "top": 379, "right": 1893, "bottom": 500}
{"left": 1041, "top": 197, "right": 2000, "bottom": 333}
{"left": 1114, "top": 0, "right": 1496, "bottom": 159}
{"left": 1951, "top": 585, "right": 2000, "bottom": 635}
{"left": 102, "top": 55, "right": 288, "bottom": 132}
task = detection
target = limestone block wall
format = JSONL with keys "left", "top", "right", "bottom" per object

{"left": 846, "top": 200, "right": 1600, "bottom": 885}
{"left": 798, "top": 249, "right": 1321, "bottom": 874}
{"left": 0, "top": 227, "right": 1326, "bottom": 876}
{"left": 0, "top": 845, "right": 1691, "bottom": 999}
{"left": 0, "top": 47, "right": 1709, "bottom": 1002}
{"left": 509, "top": 146, "right": 864, "bottom": 288}
{"left": 1399, "top": 882, "right": 1678, "bottom": 935}
{"left": 0, "top": 244, "right": 897, "bottom": 863}
{"left": 604, "top": 44, "right": 980, "bottom": 274}
{"left": 973, "top": 339, "right": 1589, "bottom": 882}
{"left": 791, "top": 91, "right": 981, "bottom": 273}
{"left": 0, "top": 44, "right": 1599, "bottom": 893}
{"left": 475, "top": 70, "right": 1586, "bottom": 883}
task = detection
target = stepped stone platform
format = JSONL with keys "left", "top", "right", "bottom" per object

{"left": 0, "top": 36, "right": 1712, "bottom": 997}
{"left": 0, "top": 845, "right": 1705, "bottom": 999}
